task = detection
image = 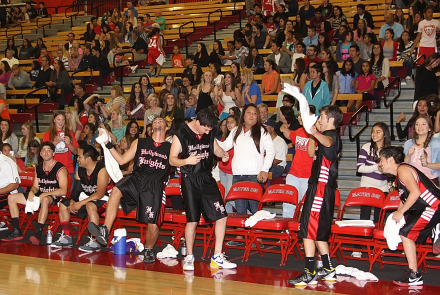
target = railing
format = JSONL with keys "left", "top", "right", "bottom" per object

{"left": 23, "top": 86, "right": 50, "bottom": 133}
{"left": 113, "top": 52, "right": 134, "bottom": 87}
{"left": 36, "top": 14, "right": 52, "bottom": 38}
{"left": 179, "top": 21, "right": 196, "bottom": 57}
{"left": 233, "top": 1, "right": 242, "bottom": 30}
{"left": 65, "top": 4, "right": 81, "bottom": 28}
{"left": 71, "top": 67, "right": 94, "bottom": 84}
{"left": 349, "top": 105, "right": 369, "bottom": 159}
{"left": 383, "top": 76, "right": 402, "bottom": 141}
{"left": 208, "top": 9, "right": 223, "bottom": 41}
{"left": 76, "top": 0, "right": 118, "bottom": 17}
{"left": 6, "top": 23, "right": 22, "bottom": 39}
{"left": 413, "top": 54, "right": 425, "bottom": 67}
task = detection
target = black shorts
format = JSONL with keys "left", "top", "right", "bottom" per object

{"left": 400, "top": 207, "right": 440, "bottom": 244}
{"left": 298, "top": 183, "right": 336, "bottom": 242}
{"left": 181, "top": 172, "right": 227, "bottom": 223}
{"left": 116, "top": 175, "right": 166, "bottom": 226}
{"left": 23, "top": 193, "right": 61, "bottom": 206}
{"left": 59, "top": 198, "right": 107, "bottom": 220}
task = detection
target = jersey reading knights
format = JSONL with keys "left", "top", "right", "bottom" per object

{"left": 36, "top": 161, "right": 66, "bottom": 196}
{"left": 77, "top": 160, "right": 114, "bottom": 200}
{"left": 175, "top": 124, "right": 216, "bottom": 174}
{"left": 132, "top": 137, "right": 171, "bottom": 182}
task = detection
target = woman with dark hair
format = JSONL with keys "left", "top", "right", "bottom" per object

{"left": 165, "top": 117, "right": 185, "bottom": 143}
{"left": 397, "top": 97, "right": 429, "bottom": 140}
{"left": 322, "top": 61, "right": 339, "bottom": 105}
{"left": 125, "top": 83, "right": 146, "bottom": 120}
{"left": 71, "top": 97, "right": 88, "bottom": 126}
{"left": 299, "top": 0, "right": 315, "bottom": 21}
{"left": 292, "top": 58, "right": 305, "bottom": 87}
{"left": 262, "top": 59, "right": 281, "bottom": 95}
{"left": 336, "top": 30, "right": 353, "bottom": 62}
{"left": 294, "top": 12, "right": 308, "bottom": 38}
{"left": 369, "top": 43, "right": 390, "bottom": 108}
{"left": 125, "top": 120, "right": 140, "bottom": 139}
{"left": 190, "top": 65, "right": 203, "bottom": 86}
{"left": 353, "top": 19, "right": 371, "bottom": 43}
{"left": 210, "top": 63, "right": 224, "bottom": 89}
{"left": 229, "top": 106, "right": 241, "bottom": 118}
{"left": 31, "top": 38, "right": 46, "bottom": 58}
{"left": 210, "top": 40, "right": 225, "bottom": 65}
{"left": 177, "top": 87, "right": 189, "bottom": 110}
{"left": 329, "top": 5, "right": 346, "bottom": 30}
{"left": 217, "top": 103, "right": 275, "bottom": 215}
{"left": 299, "top": 60, "right": 317, "bottom": 92}
{"left": 381, "top": 28, "right": 398, "bottom": 62}
{"left": 160, "top": 93, "right": 184, "bottom": 125}
{"left": 19, "top": 39, "right": 33, "bottom": 60}
{"left": 0, "top": 119, "right": 18, "bottom": 153}
{"left": 0, "top": 61, "right": 12, "bottom": 85}
{"left": 397, "top": 31, "right": 415, "bottom": 80}
{"left": 275, "top": 106, "right": 300, "bottom": 145}
{"left": 337, "top": 59, "right": 357, "bottom": 108}
{"left": 139, "top": 75, "right": 155, "bottom": 98}
{"left": 406, "top": 5, "right": 419, "bottom": 32}
{"left": 219, "top": 72, "right": 242, "bottom": 120}
{"left": 84, "top": 23, "right": 97, "bottom": 43}
{"left": 409, "top": 11, "right": 423, "bottom": 40}
{"left": 231, "top": 62, "right": 241, "bottom": 86}
{"left": 194, "top": 43, "right": 210, "bottom": 67}
{"left": 46, "top": 59, "right": 74, "bottom": 110}
{"left": 317, "top": 32, "right": 334, "bottom": 58}
{"left": 414, "top": 52, "right": 440, "bottom": 101}
{"left": 161, "top": 74, "right": 179, "bottom": 97}
{"left": 320, "top": 48, "right": 339, "bottom": 73}
{"left": 5, "top": 38, "right": 18, "bottom": 59}
{"left": 359, "top": 32, "right": 377, "bottom": 60}
{"left": 320, "top": 21, "right": 334, "bottom": 42}
{"left": 122, "top": 21, "right": 134, "bottom": 44}
{"left": 274, "top": 17, "right": 288, "bottom": 44}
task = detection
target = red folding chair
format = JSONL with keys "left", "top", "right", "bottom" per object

{"left": 242, "top": 184, "right": 298, "bottom": 265}
{"left": 329, "top": 187, "right": 385, "bottom": 265}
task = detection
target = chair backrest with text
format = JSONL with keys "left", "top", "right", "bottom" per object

{"left": 338, "top": 187, "right": 386, "bottom": 220}
{"left": 258, "top": 184, "right": 298, "bottom": 210}
{"left": 225, "top": 181, "right": 263, "bottom": 203}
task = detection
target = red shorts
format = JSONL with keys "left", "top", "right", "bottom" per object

{"left": 417, "top": 47, "right": 437, "bottom": 65}
{"left": 148, "top": 50, "right": 161, "bottom": 66}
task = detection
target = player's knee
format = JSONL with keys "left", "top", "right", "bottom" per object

{"left": 85, "top": 202, "right": 96, "bottom": 213}
{"left": 59, "top": 202, "right": 68, "bottom": 211}
{"left": 40, "top": 196, "right": 51, "bottom": 207}
{"left": 110, "top": 187, "right": 122, "bottom": 200}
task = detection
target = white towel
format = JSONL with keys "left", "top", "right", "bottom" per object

{"left": 244, "top": 210, "right": 276, "bottom": 227}
{"left": 336, "top": 265, "right": 379, "bottom": 281}
{"left": 130, "top": 103, "right": 144, "bottom": 115}
{"left": 25, "top": 196, "right": 40, "bottom": 213}
{"left": 282, "top": 83, "right": 318, "bottom": 134}
{"left": 96, "top": 128, "right": 123, "bottom": 183}
{"left": 384, "top": 212, "right": 406, "bottom": 251}
{"left": 335, "top": 220, "right": 375, "bottom": 227}
{"left": 156, "top": 244, "right": 179, "bottom": 259}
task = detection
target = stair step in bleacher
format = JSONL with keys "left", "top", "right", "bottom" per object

{"left": 10, "top": 113, "right": 35, "bottom": 123}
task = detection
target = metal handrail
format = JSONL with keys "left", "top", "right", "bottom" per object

{"left": 65, "top": 4, "right": 80, "bottom": 28}
{"left": 71, "top": 66, "right": 94, "bottom": 84}
{"left": 383, "top": 76, "right": 402, "bottom": 141}
{"left": 413, "top": 54, "right": 425, "bottom": 68}
{"left": 6, "top": 23, "right": 22, "bottom": 39}
{"left": 113, "top": 51, "right": 134, "bottom": 87}
{"left": 208, "top": 9, "right": 223, "bottom": 41}
{"left": 92, "top": 3, "right": 105, "bottom": 18}
{"left": 23, "top": 86, "right": 50, "bottom": 133}
{"left": 55, "top": 4, "right": 78, "bottom": 14}
{"left": 179, "top": 21, "right": 195, "bottom": 57}
{"left": 348, "top": 105, "right": 369, "bottom": 159}
{"left": 36, "top": 14, "right": 52, "bottom": 37}
{"left": 233, "top": 2, "right": 242, "bottom": 30}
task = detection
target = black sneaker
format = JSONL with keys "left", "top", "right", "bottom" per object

{"left": 0, "top": 221, "right": 8, "bottom": 231}
{"left": 144, "top": 249, "right": 156, "bottom": 263}
{"left": 87, "top": 222, "right": 109, "bottom": 246}
{"left": 393, "top": 269, "right": 423, "bottom": 286}
{"left": 314, "top": 268, "right": 337, "bottom": 281}
{"left": 432, "top": 223, "right": 440, "bottom": 254}
{"left": 288, "top": 269, "right": 317, "bottom": 286}
{"left": 1, "top": 227, "right": 23, "bottom": 241}
{"left": 30, "top": 228, "right": 43, "bottom": 245}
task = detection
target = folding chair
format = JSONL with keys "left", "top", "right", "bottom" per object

{"left": 329, "top": 187, "right": 385, "bottom": 265}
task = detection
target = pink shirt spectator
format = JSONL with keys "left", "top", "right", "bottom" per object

{"left": 354, "top": 27, "right": 372, "bottom": 41}
{"left": 0, "top": 71, "right": 11, "bottom": 85}
{"left": 355, "top": 73, "right": 376, "bottom": 95}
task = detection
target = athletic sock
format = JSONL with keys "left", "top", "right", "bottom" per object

{"left": 60, "top": 221, "right": 70, "bottom": 236}
{"left": 11, "top": 217, "right": 20, "bottom": 231}
{"left": 321, "top": 254, "right": 333, "bottom": 269}
{"left": 305, "top": 257, "right": 315, "bottom": 272}
{"left": 36, "top": 223, "right": 44, "bottom": 230}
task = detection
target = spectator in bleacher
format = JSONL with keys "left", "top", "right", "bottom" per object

{"left": 309, "top": 8, "right": 324, "bottom": 30}
{"left": 161, "top": 74, "right": 179, "bottom": 97}
{"left": 144, "top": 93, "right": 162, "bottom": 123}
{"left": 396, "top": 97, "right": 429, "bottom": 140}
{"left": 414, "top": 0, "right": 426, "bottom": 14}
{"left": 193, "top": 43, "right": 210, "bottom": 68}
{"left": 289, "top": 42, "right": 305, "bottom": 72}
{"left": 17, "top": 122, "right": 39, "bottom": 160}
{"left": 148, "top": 27, "right": 165, "bottom": 77}
{"left": 56, "top": 49, "right": 69, "bottom": 70}
{"left": 136, "top": 22, "right": 148, "bottom": 43}
{"left": 240, "top": 68, "right": 262, "bottom": 106}
{"left": 414, "top": 53, "right": 440, "bottom": 101}
{"left": 262, "top": 59, "right": 281, "bottom": 95}
{"left": 379, "top": 13, "right": 404, "bottom": 42}
{"left": 321, "top": 48, "right": 338, "bottom": 72}
{"left": 267, "top": 42, "right": 291, "bottom": 74}
{"left": 0, "top": 61, "right": 11, "bottom": 86}
{"left": 303, "top": 63, "right": 330, "bottom": 115}
{"left": 182, "top": 55, "right": 194, "bottom": 80}
{"left": 353, "top": 19, "right": 372, "bottom": 44}
{"left": 38, "top": 48, "right": 54, "bottom": 66}
{"left": 358, "top": 32, "right": 376, "bottom": 61}
{"left": 218, "top": 72, "right": 241, "bottom": 120}
{"left": 328, "top": 5, "right": 345, "bottom": 31}
{"left": 107, "top": 109, "right": 126, "bottom": 143}
{"left": 304, "top": 45, "right": 322, "bottom": 68}
{"left": 125, "top": 120, "right": 140, "bottom": 140}
{"left": 337, "top": 59, "right": 357, "bottom": 109}
{"left": 381, "top": 29, "right": 398, "bottom": 63}
{"left": 37, "top": 2, "right": 48, "bottom": 18}
{"left": 322, "top": 61, "right": 339, "bottom": 106}
{"left": 410, "top": 7, "right": 440, "bottom": 66}
{"left": 245, "top": 46, "right": 265, "bottom": 73}
{"left": 285, "top": 0, "right": 298, "bottom": 17}
{"left": 253, "top": 13, "right": 268, "bottom": 34}
{"left": 31, "top": 38, "right": 46, "bottom": 59}
{"left": 47, "top": 60, "right": 73, "bottom": 109}
{"left": 266, "top": 118, "right": 288, "bottom": 183}
{"left": 127, "top": 8, "right": 138, "bottom": 28}
{"left": 303, "top": 27, "right": 319, "bottom": 51}
{"left": 318, "top": 0, "right": 333, "bottom": 18}
{"left": 100, "top": 85, "right": 128, "bottom": 121}
{"left": 34, "top": 56, "right": 52, "bottom": 89}
{"left": 397, "top": 31, "right": 416, "bottom": 81}
{"left": 161, "top": 94, "right": 184, "bottom": 125}
{"left": 409, "top": 11, "right": 423, "bottom": 40}
{"left": 0, "top": 119, "right": 17, "bottom": 153}
{"left": 250, "top": 24, "right": 270, "bottom": 50}
{"left": 83, "top": 123, "right": 97, "bottom": 146}
{"left": 281, "top": 30, "right": 295, "bottom": 57}
{"left": 275, "top": 104, "right": 300, "bottom": 146}
{"left": 300, "top": 60, "right": 317, "bottom": 91}
{"left": 353, "top": 4, "right": 374, "bottom": 30}
{"left": 65, "top": 107, "right": 83, "bottom": 141}
{"left": 125, "top": 83, "right": 146, "bottom": 120}
{"left": 209, "top": 40, "right": 224, "bottom": 66}
{"left": 258, "top": 103, "right": 269, "bottom": 124}
{"left": 336, "top": 30, "right": 354, "bottom": 62}
{"left": 67, "top": 47, "right": 82, "bottom": 71}
{"left": 91, "top": 17, "right": 101, "bottom": 35}
{"left": 137, "top": 76, "right": 154, "bottom": 100}
{"left": 369, "top": 43, "right": 390, "bottom": 109}
{"left": 195, "top": 70, "right": 219, "bottom": 113}
{"left": 122, "top": 22, "right": 134, "bottom": 45}
{"left": 30, "top": 60, "right": 40, "bottom": 82}
{"left": 143, "top": 13, "right": 155, "bottom": 33}
{"left": 299, "top": 0, "right": 315, "bottom": 21}
{"left": 17, "top": 6, "right": 30, "bottom": 24}
{"left": 184, "top": 93, "right": 196, "bottom": 118}
{"left": 124, "top": 2, "right": 138, "bottom": 18}
{"left": 210, "top": 63, "right": 223, "bottom": 90}
{"left": 64, "top": 33, "right": 75, "bottom": 52}
{"left": 346, "top": 44, "right": 364, "bottom": 75}
{"left": 8, "top": 65, "right": 32, "bottom": 90}
{"left": 290, "top": 58, "right": 305, "bottom": 88}
{"left": 5, "top": 39, "right": 18, "bottom": 59}
{"left": 77, "top": 44, "right": 93, "bottom": 71}
{"left": 292, "top": 14, "right": 306, "bottom": 39}
{"left": 320, "top": 21, "right": 335, "bottom": 43}
{"left": 25, "top": 2, "right": 36, "bottom": 19}
{"left": 18, "top": 39, "right": 33, "bottom": 60}
{"left": 354, "top": 61, "right": 376, "bottom": 110}
{"left": 24, "top": 139, "right": 40, "bottom": 166}
{"left": 153, "top": 9, "right": 166, "bottom": 31}
{"left": 84, "top": 23, "right": 97, "bottom": 43}
{"left": 1, "top": 49, "right": 18, "bottom": 69}
{"left": 71, "top": 97, "right": 88, "bottom": 127}
{"left": 190, "top": 65, "right": 203, "bottom": 86}
{"left": 68, "top": 83, "right": 88, "bottom": 106}
{"left": 91, "top": 47, "right": 111, "bottom": 91}
{"left": 317, "top": 32, "right": 334, "bottom": 59}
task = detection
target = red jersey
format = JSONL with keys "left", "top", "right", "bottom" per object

{"left": 288, "top": 128, "right": 314, "bottom": 178}
{"left": 172, "top": 54, "right": 184, "bottom": 68}
{"left": 265, "top": 23, "right": 275, "bottom": 34}
{"left": 262, "top": 0, "right": 274, "bottom": 16}
{"left": 43, "top": 130, "right": 79, "bottom": 174}
{"left": 148, "top": 35, "right": 160, "bottom": 52}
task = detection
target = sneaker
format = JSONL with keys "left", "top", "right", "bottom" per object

{"left": 406, "top": 76, "right": 412, "bottom": 80}
{"left": 432, "top": 223, "right": 440, "bottom": 254}
{"left": 210, "top": 253, "right": 237, "bottom": 269}
{"left": 87, "top": 222, "right": 109, "bottom": 246}
{"left": 183, "top": 255, "right": 195, "bottom": 271}
{"left": 51, "top": 231, "right": 73, "bottom": 248}
{"left": 131, "top": 65, "right": 139, "bottom": 73}
{"left": 351, "top": 251, "right": 362, "bottom": 258}
{"left": 314, "top": 268, "right": 337, "bottom": 281}
{"left": 288, "top": 269, "right": 317, "bottom": 286}
{"left": 79, "top": 236, "right": 102, "bottom": 253}
{"left": 393, "top": 269, "right": 423, "bottom": 286}
{"left": 400, "top": 81, "right": 407, "bottom": 86}
{"left": 96, "top": 87, "right": 102, "bottom": 91}
{"left": 1, "top": 227, "right": 23, "bottom": 241}
{"left": 146, "top": 72, "right": 152, "bottom": 78}
{"left": 30, "top": 228, "right": 43, "bottom": 245}
{"left": 225, "top": 240, "right": 245, "bottom": 247}
{"left": 0, "top": 221, "right": 8, "bottom": 231}
{"left": 144, "top": 248, "right": 155, "bottom": 263}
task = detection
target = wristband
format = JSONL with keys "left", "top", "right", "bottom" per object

{"left": 106, "top": 142, "right": 114, "bottom": 149}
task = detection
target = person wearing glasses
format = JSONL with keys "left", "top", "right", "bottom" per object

{"left": 34, "top": 56, "right": 52, "bottom": 89}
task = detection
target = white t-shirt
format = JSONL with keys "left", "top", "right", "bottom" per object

{"left": 272, "top": 135, "right": 288, "bottom": 168}
{"left": 0, "top": 154, "right": 20, "bottom": 194}
{"left": 213, "top": 74, "right": 223, "bottom": 89}
{"left": 275, "top": 53, "right": 281, "bottom": 65}
{"left": 418, "top": 19, "right": 440, "bottom": 48}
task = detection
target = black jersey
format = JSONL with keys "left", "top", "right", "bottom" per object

{"left": 77, "top": 160, "right": 113, "bottom": 198}
{"left": 397, "top": 163, "right": 440, "bottom": 211}
{"left": 175, "top": 123, "right": 216, "bottom": 174}
{"left": 132, "top": 137, "right": 171, "bottom": 182}
{"left": 309, "top": 129, "right": 342, "bottom": 189}
{"left": 36, "top": 161, "right": 66, "bottom": 194}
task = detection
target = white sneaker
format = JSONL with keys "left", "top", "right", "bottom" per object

{"left": 0, "top": 221, "right": 8, "bottom": 231}
{"left": 183, "top": 255, "right": 195, "bottom": 271}
{"left": 406, "top": 76, "right": 412, "bottom": 80}
{"left": 401, "top": 81, "right": 407, "bottom": 86}
{"left": 210, "top": 253, "right": 237, "bottom": 269}
{"left": 351, "top": 251, "right": 362, "bottom": 258}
